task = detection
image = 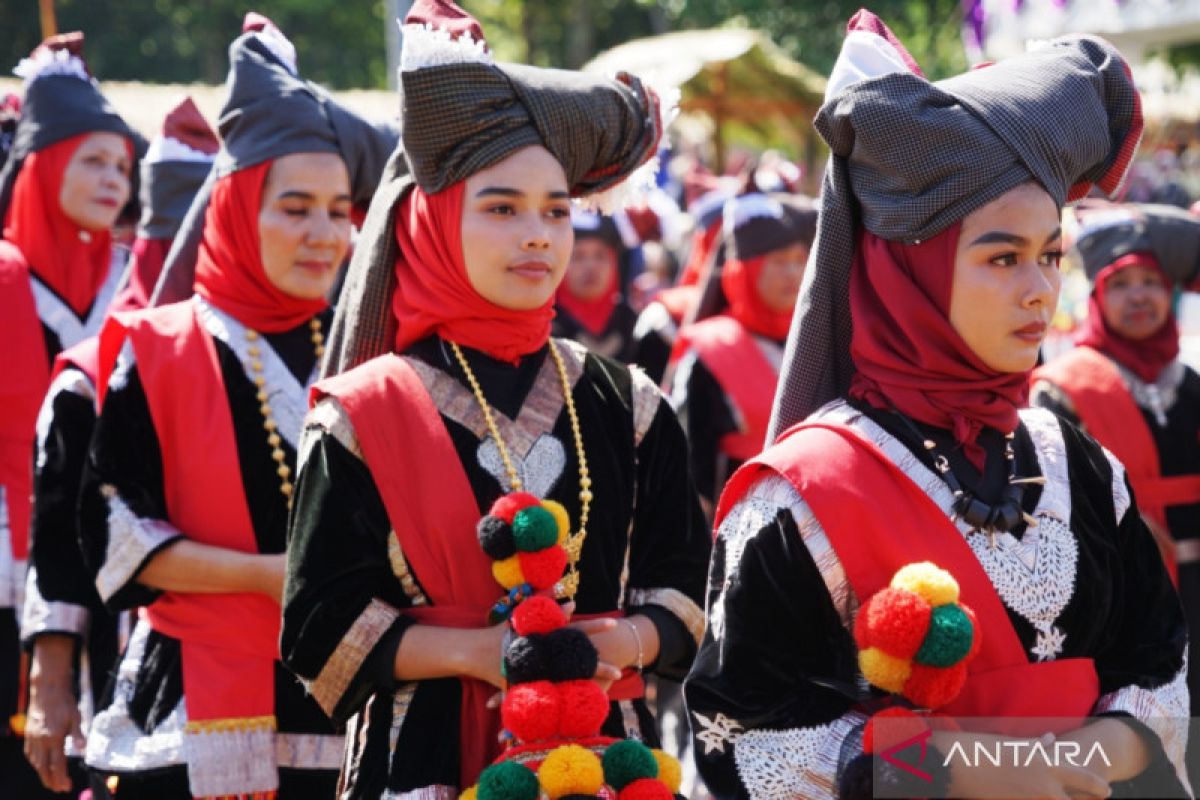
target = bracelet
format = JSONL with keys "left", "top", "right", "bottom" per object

{"left": 621, "top": 618, "right": 644, "bottom": 673}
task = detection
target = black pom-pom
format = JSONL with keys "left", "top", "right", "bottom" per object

{"left": 477, "top": 515, "right": 516, "bottom": 560}
{"left": 504, "top": 634, "right": 553, "bottom": 685}
{"left": 837, "top": 754, "right": 874, "bottom": 800}
{"left": 545, "top": 627, "right": 599, "bottom": 682}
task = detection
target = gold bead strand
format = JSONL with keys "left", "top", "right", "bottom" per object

{"left": 448, "top": 341, "right": 524, "bottom": 493}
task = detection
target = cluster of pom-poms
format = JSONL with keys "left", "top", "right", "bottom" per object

{"left": 460, "top": 740, "right": 683, "bottom": 800}
{"left": 854, "top": 562, "right": 981, "bottom": 709}
{"left": 480, "top": 493, "right": 571, "bottom": 622}
{"left": 500, "top": 596, "right": 610, "bottom": 743}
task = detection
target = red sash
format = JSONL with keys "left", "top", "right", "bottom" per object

{"left": 678, "top": 315, "right": 778, "bottom": 461}
{"left": 0, "top": 241, "right": 50, "bottom": 561}
{"left": 313, "top": 353, "right": 643, "bottom": 787}
{"left": 97, "top": 302, "right": 278, "bottom": 726}
{"left": 1033, "top": 346, "right": 1200, "bottom": 533}
{"left": 716, "top": 420, "right": 1099, "bottom": 734}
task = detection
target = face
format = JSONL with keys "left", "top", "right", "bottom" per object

{"left": 461, "top": 146, "right": 573, "bottom": 310}
{"left": 259, "top": 152, "right": 352, "bottom": 300}
{"left": 949, "top": 183, "right": 1063, "bottom": 372}
{"left": 58, "top": 132, "right": 132, "bottom": 231}
{"left": 755, "top": 242, "right": 808, "bottom": 313}
{"left": 1101, "top": 264, "right": 1171, "bottom": 340}
{"left": 565, "top": 238, "right": 618, "bottom": 300}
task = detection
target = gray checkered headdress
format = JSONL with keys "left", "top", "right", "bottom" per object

{"left": 1069, "top": 202, "right": 1200, "bottom": 285}
{"left": 321, "top": 0, "right": 672, "bottom": 376}
{"left": 137, "top": 97, "right": 218, "bottom": 242}
{"left": 767, "top": 10, "right": 1143, "bottom": 440}
{"left": 153, "top": 14, "right": 400, "bottom": 305}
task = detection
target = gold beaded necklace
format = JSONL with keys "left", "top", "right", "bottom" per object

{"left": 245, "top": 317, "right": 325, "bottom": 505}
{"left": 449, "top": 339, "right": 591, "bottom": 601}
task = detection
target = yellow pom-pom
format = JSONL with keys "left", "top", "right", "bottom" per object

{"left": 492, "top": 555, "right": 526, "bottom": 589}
{"left": 651, "top": 749, "right": 682, "bottom": 794}
{"left": 891, "top": 562, "right": 959, "bottom": 607}
{"left": 538, "top": 744, "right": 605, "bottom": 799}
{"left": 859, "top": 646, "right": 912, "bottom": 694}
{"left": 541, "top": 500, "right": 571, "bottom": 545}
{"left": 460, "top": 787, "right": 478, "bottom": 800}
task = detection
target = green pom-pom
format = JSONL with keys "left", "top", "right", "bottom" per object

{"left": 477, "top": 761, "right": 540, "bottom": 800}
{"left": 602, "top": 739, "right": 659, "bottom": 790}
{"left": 512, "top": 506, "right": 559, "bottom": 553}
{"left": 914, "top": 604, "right": 974, "bottom": 668}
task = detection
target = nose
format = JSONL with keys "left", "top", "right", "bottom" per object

{"left": 306, "top": 209, "right": 339, "bottom": 247}
{"left": 1020, "top": 259, "right": 1058, "bottom": 310}
{"left": 520, "top": 214, "right": 552, "bottom": 251}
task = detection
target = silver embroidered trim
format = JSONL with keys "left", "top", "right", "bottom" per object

{"left": 381, "top": 786, "right": 459, "bottom": 800}
{"left": 477, "top": 433, "right": 566, "bottom": 499}
{"left": 20, "top": 566, "right": 89, "bottom": 639}
{"left": 87, "top": 620, "right": 188, "bottom": 772}
{"left": 630, "top": 364, "right": 664, "bottom": 447}
{"left": 0, "top": 486, "right": 27, "bottom": 610}
{"left": 1094, "top": 652, "right": 1191, "bottom": 791}
{"left": 95, "top": 488, "right": 182, "bottom": 602}
{"left": 30, "top": 249, "right": 123, "bottom": 350}
{"left": 628, "top": 587, "right": 705, "bottom": 646}
{"left": 308, "top": 598, "right": 401, "bottom": 717}
{"left": 1101, "top": 447, "right": 1133, "bottom": 524}
{"left": 305, "top": 397, "right": 362, "bottom": 460}
{"left": 195, "top": 295, "right": 316, "bottom": 451}
{"left": 732, "top": 711, "right": 868, "bottom": 800}
{"left": 1116, "top": 359, "right": 1186, "bottom": 427}
{"left": 632, "top": 300, "right": 678, "bottom": 344}
{"left": 35, "top": 367, "right": 96, "bottom": 472}
{"left": 388, "top": 684, "right": 417, "bottom": 758}
{"left": 274, "top": 732, "right": 345, "bottom": 771}
{"left": 184, "top": 724, "right": 278, "bottom": 797}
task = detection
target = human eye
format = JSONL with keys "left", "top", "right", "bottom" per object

{"left": 486, "top": 203, "right": 516, "bottom": 216}
{"left": 282, "top": 206, "right": 310, "bottom": 219}
{"left": 1039, "top": 250, "right": 1064, "bottom": 269}
{"left": 546, "top": 205, "right": 571, "bottom": 220}
{"left": 988, "top": 252, "right": 1019, "bottom": 267}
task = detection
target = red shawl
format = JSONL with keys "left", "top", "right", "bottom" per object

{"left": 720, "top": 255, "right": 793, "bottom": 341}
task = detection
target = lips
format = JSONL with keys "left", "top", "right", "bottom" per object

{"left": 1012, "top": 321, "right": 1047, "bottom": 341}
{"left": 509, "top": 261, "right": 553, "bottom": 280}
{"left": 93, "top": 197, "right": 120, "bottom": 208}
{"left": 295, "top": 260, "right": 332, "bottom": 274}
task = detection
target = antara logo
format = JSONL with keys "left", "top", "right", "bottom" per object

{"left": 942, "top": 739, "right": 1113, "bottom": 770}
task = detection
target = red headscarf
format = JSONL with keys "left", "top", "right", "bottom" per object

{"left": 848, "top": 226, "right": 1029, "bottom": 466}
{"left": 555, "top": 245, "right": 619, "bottom": 336}
{"left": 194, "top": 161, "right": 329, "bottom": 332}
{"left": 721, "top": 256, "right": 795, "bottom": 341}
{"left": 3, "top": 134, "right": 128, "bottom": 315}
{"left": 392, "top": 183, "right": 554, "bottom": 363}
{"left": 1075, "top": 252, "right": 1179, "bottom": 383}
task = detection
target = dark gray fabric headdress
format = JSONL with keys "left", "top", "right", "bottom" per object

{"left": 0, "top": 32, "right": 143, "bottom": 226}
{"left": 571, "top": 209, "right": 624, "bottom": 253}
{"left": 321, "top": 0, "right": 673, "bottom": 376}
{"left": 153, "top": 14, "right": 400, "bottom": 306}
{"left": 1071, "top": 202, "right": 1200, "bottom": 286}
{"left": 767, "top": 10, "right": 1143, "bottom": 440}
{"left": 725, "top": 192, "right": 818, "bottom": 263}
{"left": 137, "top": 96, "right": 218, "bottom": 241}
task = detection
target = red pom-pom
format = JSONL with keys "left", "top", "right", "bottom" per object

{"left": 961, "top": 603, "right": 982, "bottom": 661}
{"left": 490, "top": 493, "right": 542, "bottom": 524}
{"left": 854, "top": 587, "right": 931, "bottom": 661}
{"left": 511, "top": 596, "right": 568, "bottom": 637}
{"left": 555, "top": 680, "right": 610, "bottom": 738}
{"left": 903, "top": 662, "right": 967, "bottom": 709}
{"left": 519, "top": 546, "right": 569, "bottom": 591}
{"left": 618, "top": 778, "right": 674, "bottom": 800}
{"left": 502, "top": 681, "right": 561, "bottom": 742}
{"left": 862, "top": 707, "right": 926, "bottom": 755}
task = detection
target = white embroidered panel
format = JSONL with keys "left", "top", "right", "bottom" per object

{"left": 477, "top": 433, "right": 566, "bottom": 499}
{"left": 96, "top": 489, "right": 182, "bottom": 602}
{"left": 35, "top": 366, "right": 95, "bottom": 471}
{"left": 732, "top": 712, "right": 867, "bottom": 800}
{"left": 195, "top": 296, "right": 316, "bottom": 452}
{"left": 31, "top": 249, "right": 124, "bottom": 349}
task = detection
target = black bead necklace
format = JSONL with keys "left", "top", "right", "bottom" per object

{"left": 890, "top": 412, "right": 1044, "bottom": 548}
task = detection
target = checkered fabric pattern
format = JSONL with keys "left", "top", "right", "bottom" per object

{"left": 767, "top": 34, "right": 1143, "bottom": 440}
{"left": 1073, "top": 203, "right": 1200, "bottom": 284}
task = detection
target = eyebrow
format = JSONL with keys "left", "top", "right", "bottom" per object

{"left": 277, "top": 191, "right": 352, "bottom": 202}
{"left": 475, "top": 186, "right": 571, "bottom": 200}
{"left": 968, "top": 226, "right": 1062, "bottom": 248}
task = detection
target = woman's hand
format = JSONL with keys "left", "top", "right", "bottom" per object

{"left": 931, "top": 731, "right": 1111, "bottom": 799}
{"left": 24, "top": 636, "right": 83, "bottom": 793}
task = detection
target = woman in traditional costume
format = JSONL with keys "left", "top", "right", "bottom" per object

{"left": 670, "top": 192, "right": 815, "bottom": 509}
{"left": 685, "top": 12, "right": 1189, "bottom": 798}
{"left": 1031, "top": 203, "right": 1200, "bottom": 728}
{"left": 0, "top": 32, "right": 140, "bottom": 798}
{"left": 552, "top": 210, "right": 640, "bottom": 362}
{"left": 279, "top": 2, "right": 709, "bottom": 796}
{"left": 19, "top": 97, "right": 219, "bottom": 796}
{"left": 76, "top": 16, "right": 396, "bottom": 799}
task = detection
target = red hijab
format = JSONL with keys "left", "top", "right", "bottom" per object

{"left": 721, "top": 256, "right": 794, "bottom": 341}
{"left": 848, "top": 226, "right": 1029, "bottom": 466}
{"left": 1075, "top": 252, "right": 1179, "bottom": 383}
{"left": 392, "top": 183, "right": 554, "bottom": 363}
{"left": 193, "top": 161, "right": 328, "bottom": 332}
{"left": 555, "top": 244, "right": 619, "bottom": 336}
{"left": 3, "top": 134, "right": 127, "bottom": 315}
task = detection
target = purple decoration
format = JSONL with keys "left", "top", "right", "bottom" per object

{"left": 961, "top": 0, "right": 986, "bottom": 52}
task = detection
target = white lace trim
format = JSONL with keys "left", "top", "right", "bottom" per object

{"left": 20, "top": 566, "right": 89, "bottom": 639}
{"left": 14, "top": 48, "right": 90, "bottom": 84}
{"left": 1117, "top": 359, "right": 1186, "bottom": 427}
{"left": 35, "top": 367, "right": 95, "bottom": 471}
{"left": 31, "top": 249, "right": 123, "bottom": 350}
{"left": 399, "top": 22, "right": 493, "bottom": 72}
{"left": 1102, "top": 447, "right": 1133, "bottom": 523}
{"left": 381, "top": 787, "right": 459, "bottom": 800}
{"left": 95, "top": 488, "right": 182, "bottom": 602}
{"left": 143, "top": 134, "right": 217, "bottom": 166}
{"left": 732, "top": 712, "right": 868, "bottom": 800}
{"left": 194, "top": 295, "right": 316, "bottom": 452}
